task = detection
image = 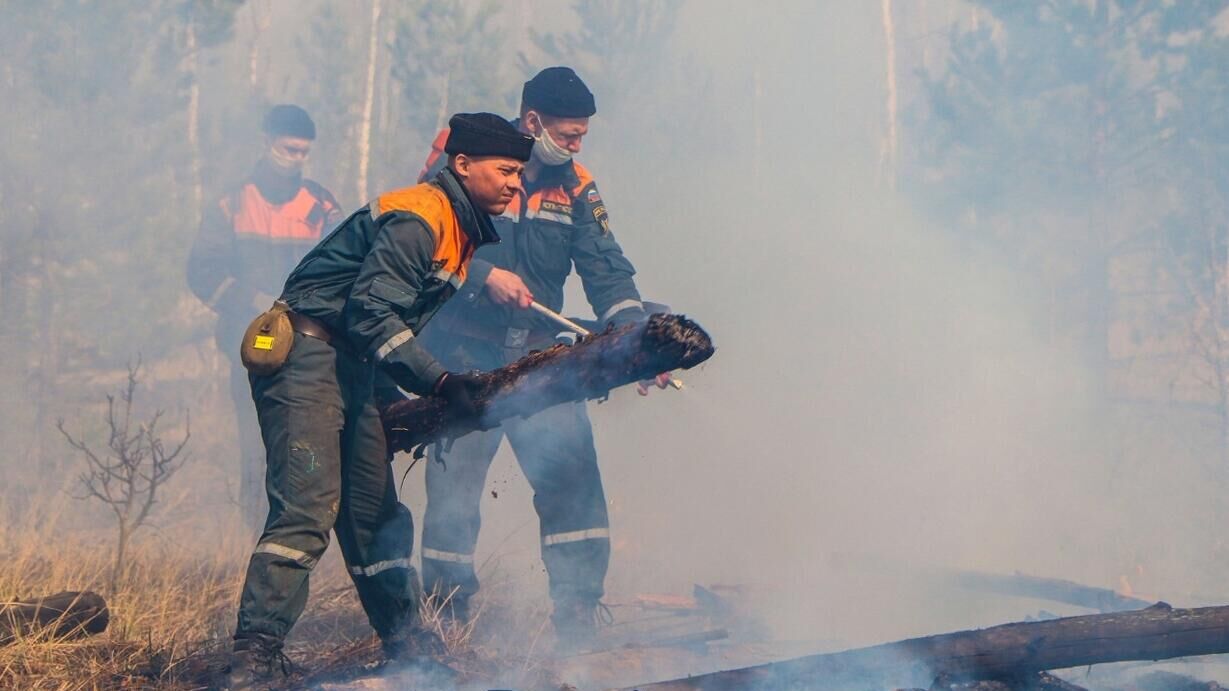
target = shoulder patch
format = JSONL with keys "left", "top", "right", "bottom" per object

{"left": 593, "top": 204, "right": 610, "bottom": 235}
{"left": 587, "top": 188, "right": 601, "bottom": 204}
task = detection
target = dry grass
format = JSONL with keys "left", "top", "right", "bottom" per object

{"left": 0, "top": 492, "right": 367, "bottom": 690}
{"left": 0, "top": 492, "right": 571, "bottom": 690}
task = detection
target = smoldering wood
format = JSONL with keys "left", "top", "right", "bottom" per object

{"left": 0, "top": 591, "right": 109, "bottom": 645}
{"left": 630, "top": 602, "right": 1229, "bottom": 690}
{"left": 900, "top": 672, "right": 1089, "bottom": 691}
{"left": 382, "top": 314, "right": 715, "bottom": 453}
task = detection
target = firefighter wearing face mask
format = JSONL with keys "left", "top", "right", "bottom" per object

{"left": 414, "top": 67, "right": 661, "bottom": 649}
{"left": 187, "top": 105, "right": 344, "bottom": 531}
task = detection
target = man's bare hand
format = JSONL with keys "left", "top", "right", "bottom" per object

{"left": 485, "top": 268, "right": 533, "bottom": 308}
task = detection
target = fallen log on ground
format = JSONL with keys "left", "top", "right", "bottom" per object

{"left": 0, "top": 590, "right": 109, "bottom": 645}
{"left": 629, "top": 602, "right": 1229, "bottom": 690}
{"left": 945, "top": 569, "right": 1152, "bottom": 614}
{"left": 382, "top": 313, "right": 715, "bottom": 453}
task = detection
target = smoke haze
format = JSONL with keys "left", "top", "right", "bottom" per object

{"left": 5, "top": 0, "right": 1229, "bottom": 687}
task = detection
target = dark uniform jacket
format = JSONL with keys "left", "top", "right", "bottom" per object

{"left": 187, "top": 161, "right": 344, "bottom": 346}
{"left": 416, "top": 126, "right": 644, "bottom": 353}
{"left": 280, "top": 167, "right": 500, "bottom": 395}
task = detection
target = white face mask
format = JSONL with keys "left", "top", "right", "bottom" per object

{"left": 530, "top": 117, "right": 573, "bottom": 166}
{"left": 266, "top": 145, "right": 305, "bottom": 177}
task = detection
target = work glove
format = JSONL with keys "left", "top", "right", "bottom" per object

{"left": 434, "top": 372, "right": 484, "bottom": 421}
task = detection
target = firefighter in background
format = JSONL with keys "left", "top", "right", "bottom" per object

{"left": 187, "top": 105, "right": 344, "bottom": 530}
{"left": 224, "top": 113, "right": 534, "bottom": 687}
{"left": 416, "top": 67, "right": 671, "bottom": 649}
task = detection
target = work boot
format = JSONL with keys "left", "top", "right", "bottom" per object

{"left": 551, "top": 599, "right": 611, "bottom": 654}
{"left": 221, "top": 635, "right": 291, "bottom": 690}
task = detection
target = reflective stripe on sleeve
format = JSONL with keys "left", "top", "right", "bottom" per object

{"left": 348, "top": 558, "right": 412, "bottom": 577}
{"left": 422, "top": 547, "right": 475, "bottom": 564}
{"left": 600, "top": 299, "right": 643, "bottom": 322}
{"left": 526, "top": 208, "right": 573, "bottom": 225}
{"left": 375, "top": 329, "right": 414, "bottom": 361}
{"left": 254, "top": 542, "right": 318, "bottom": 568}
{"left": 430, "top": 268, "right": 464, "bottom": 290}
{"left": 542, "top": 527, "right": 610, "bottom": 547}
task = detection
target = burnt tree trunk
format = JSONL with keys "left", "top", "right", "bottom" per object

{"left": 0, "top": 591, "right": 109, "bottom": 645}
{"left": 382, "top": 314, "right": 715, "bottom": 453}
{"left": 631, "top": 602, "right": 1229, "bottom": 690}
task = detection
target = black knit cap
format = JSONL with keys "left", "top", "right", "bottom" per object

{"left": 522, "top": 66, "right": 596, "bottom": 118}
{"left": 263, "top": 104, "right": 316, "bottom": 140}
{"left": 445, "top": 112, "right": 534, "bottom": 161}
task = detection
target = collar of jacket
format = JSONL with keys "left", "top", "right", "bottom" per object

{"left": 433, "top": 166, "right": 501, "bottom": 247}
{"left": 529, "top": 158, "right": 581, "bottom": 194}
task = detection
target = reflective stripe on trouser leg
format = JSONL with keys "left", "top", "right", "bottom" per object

{"left": 422, "top": 422, "right": 504, "bottom": 605}
{"left": 422, "top": 547, "right": 475, "bottom": 564}
{"left": 236, "top": 335, "right": 343, "bottom": 642}
{"left": 542, "top": 527, "right": 611, "bottom": 547}
{"left": 505, "top": 401, "right": 610, "bottom": 604}
{"left": 254, "top": 542, "right": 319, "bottom": 568}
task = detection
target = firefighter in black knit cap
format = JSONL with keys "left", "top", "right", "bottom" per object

{"left": 223, "top": 113, "right": 532, "bottom": 689}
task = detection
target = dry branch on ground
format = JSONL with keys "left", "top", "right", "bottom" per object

{"left": 633, "top": 602, "right": 1229, "bottom": 690}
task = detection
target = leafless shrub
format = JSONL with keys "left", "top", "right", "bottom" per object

{"left": 57, "top": 359, "right": 191, "bottom": 592}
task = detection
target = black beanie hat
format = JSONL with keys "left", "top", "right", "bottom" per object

{"left": 445, "top": 113, "right": 534, "bottom": 161}
{"left": 522, "top": 66, "right": 596, "bottom": 118}
{"left": 263, "top": 104, "right": 316, "bottom": 140}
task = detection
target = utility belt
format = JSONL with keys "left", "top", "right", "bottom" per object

{"left": 287, "top": 310, "right": 335, "bottom": 345}
{"left": 289, "top": 310, "right": 363, "bottom": 361}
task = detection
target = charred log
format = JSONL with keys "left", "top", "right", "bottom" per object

{"left": 631, "top": 602, "right": 1229, "bottom": 690}
{"left": 0, "top": 590, "right": 109, "bottom": 645}
{"left": 382, "top": 314, "right": 715, "bottom": 453}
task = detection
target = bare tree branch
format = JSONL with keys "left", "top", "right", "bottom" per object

{"left": 58, "top": 359, "right": 191, "bottom": 592}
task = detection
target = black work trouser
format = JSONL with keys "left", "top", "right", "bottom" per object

{"left": 420, "top": 335, "right": 610, "bottom": 609}
{"left": 234, "top": 334, "right": 418, "bottom": 644}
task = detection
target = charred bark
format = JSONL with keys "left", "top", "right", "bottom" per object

{"left": 631, "top": 602, "right": 1229, "bottom": 690}
{"left": 382, "top": 314, "right": 715, "bottom": 453}
{"left": 0, "top": 591, "right": 109, "bottom": 645}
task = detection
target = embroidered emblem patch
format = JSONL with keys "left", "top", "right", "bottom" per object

{"left": 593, "top": 204, "right": 610, "bottom": 234}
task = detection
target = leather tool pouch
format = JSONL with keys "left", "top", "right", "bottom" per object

{"left": 239, "top": 300, "right": 294, "bottom": 376}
